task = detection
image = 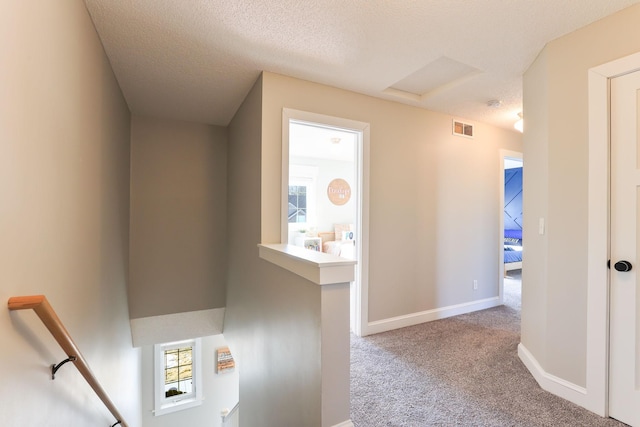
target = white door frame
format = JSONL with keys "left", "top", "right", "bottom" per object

{"left": 282, "top": 108, "right": 371, "bottom": 337}
{"left": 499, "top": 150, "right": 523, "bottom": 304}
{"left": 587, "top": 51, "right": 640, "bottom": 416}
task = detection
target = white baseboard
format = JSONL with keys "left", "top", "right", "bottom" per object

{"left": 517, "top": 343, "right": 591, "bottom": 409}
{"left": 331, "top": 420, "right": 354, "bottom": 427}
{"left": 365, "top": 296, "right": 501, "bottom": 336}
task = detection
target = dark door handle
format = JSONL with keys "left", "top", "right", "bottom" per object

{"left": 614, "top": 260, "right": 633, "bottom": 272}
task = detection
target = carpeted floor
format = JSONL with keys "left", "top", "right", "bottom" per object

{"left": 350, "top": 272, "right": 626, "bottom": 426}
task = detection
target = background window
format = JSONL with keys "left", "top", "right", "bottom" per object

{"left": 288, "top": 185, "right": 307, "bottom": 223}
{"left": 164, "top": 346, "right": 193, "bottom": 397}
{"left": 154, "top": 338, "right": 202, "bottom": 416}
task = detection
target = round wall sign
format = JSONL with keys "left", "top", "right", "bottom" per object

{"left": 327, "top": 178, "right": 351, "bottom": 205}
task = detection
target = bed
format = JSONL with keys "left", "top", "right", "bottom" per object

{"left": 504, "top": 228, "right": 522, "bottom": 276}
{"left": 318, "top": 224, "right": 356, "bottom": 259}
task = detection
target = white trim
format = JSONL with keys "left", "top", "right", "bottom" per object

{"left": 382, "top": 70, "right": 483, "bottom": 103}
{"left": 591, "top": 52, "right": 640, "bottom": 79}
{"left": 585, "top": 51, "right": 640, "bottom": 417}
{"left": 153, "top": 338, "right": 203, "bottom": 416}
{"left": 258, "top": 243, "right": 356, "bottom": 285}
{"left": 220, "top": 401, "right": 239, "bottom": 421}
{"left": 355, "top": 123, "right": 370, "bottom": 337}
{"left": 518, "top": 343, "right": 589, "bottom": 407}
{"left": 330, "top": 420, "right": 354, "bottom": 427}
{"left": 586, "top": 64, "right": 611, "bottom": 417}
{"left": 282, "top": 111, "right": 291, "bottom": 244}
{"left": 281, "top": 108, "right": 371, "bottom": 337}
{"left": 365, "top": 297, "right": 501, "bottom": 335}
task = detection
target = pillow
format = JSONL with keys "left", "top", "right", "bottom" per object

{"left": 334, "top": 224, "right": 354, "bottom": 241}
{"left": 504, "top": 229, "right": 522, "bottom": 246}
{"left": 341, "top": 230, "right": 355, "bottom": 241}
{"left": 504, "top": 237, "right": 522, "bottom": 246}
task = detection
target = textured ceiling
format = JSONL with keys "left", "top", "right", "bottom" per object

{"left": 84, "top": 0, "right": 640, "bottom": 130}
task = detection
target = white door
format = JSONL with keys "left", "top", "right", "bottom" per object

{"left": 610, "top": 69, "right": 640, "bottom": 426}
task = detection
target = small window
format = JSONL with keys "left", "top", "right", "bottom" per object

{"left": 287, "top": 166, "right": 318, "bottom": 233}
{"left": 154, "top": 338, "right": 202, "bottom": 416}
{"left": 288, "top": 185, "right": 308, "bottom": 223}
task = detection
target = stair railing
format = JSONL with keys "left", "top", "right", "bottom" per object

{"left": 221, "top": 401, "right": 239, "bottom": 427}
{"left": 8, "top": 295, "right": 128, "bottom": 427}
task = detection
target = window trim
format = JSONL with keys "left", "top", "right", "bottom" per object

{"left": 153, "top": 338, "right": 203, "bottom": 416}
{"left": 288, "top": 183, "right": 310, "bottom": 224}
{"left": 287, "top": 165, "right": 318, "bottom": 242}
{"left": 289, "top": 165, "right": 318, "bottom": 225}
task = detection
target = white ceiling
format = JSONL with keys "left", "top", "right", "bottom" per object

{"left": 84, "top": 0, "right": 640, "bottom": 131}
{"left": 290, "top": 121, "right": 357, "bottom": 162}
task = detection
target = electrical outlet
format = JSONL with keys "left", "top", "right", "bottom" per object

{"left": 473, "top": 280, "right": 478, "bottom": 290}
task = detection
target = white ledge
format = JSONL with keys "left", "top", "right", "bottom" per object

{"left": 130, "top": 308, "right": 225, "bottom": 347}
{"left": 258, "top": 244, "right": 356, "bottom": 285}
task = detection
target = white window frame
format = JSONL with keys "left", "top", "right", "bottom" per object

{"left": 287, "top": 165, "right": 318, "bottom": 241}
{"left": 153, "top": 338, "right": 203, "bottom": 416}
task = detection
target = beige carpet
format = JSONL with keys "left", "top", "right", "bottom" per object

{"left": 350, "top": 272, "right": 626, "bottom": 426}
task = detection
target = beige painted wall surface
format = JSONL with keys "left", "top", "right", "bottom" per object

{"left": 224, "top": 76, "right": 323, "bottom": 427}
{"left": 0, "top": 1, "right": 141, "bottom": 426}
{"left": 522, "top": 3, "right": 640, "bottom": 388}
{"left": 521, "top": 48, "right": 550, "bottom": 370}
{"left": 262, "top": 72, "right": 523, "bottom": 322}
{"left": 129, "top": 116, "right": 227, "bottom": 319}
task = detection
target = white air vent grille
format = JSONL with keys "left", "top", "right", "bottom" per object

{"left": 453, "top": 120, "right": 473, "bottom": 138}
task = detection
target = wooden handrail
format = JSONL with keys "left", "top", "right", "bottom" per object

{"left": 8, "top": 295, "right": 128, "bottom": 427}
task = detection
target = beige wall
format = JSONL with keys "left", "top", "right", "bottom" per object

{"left": 0, "top": 1, "right": 141, "bottom": 426}
{"left": 262, "top": 72, "right": 523, "bottom": 322}
{"left": 224, "top": 76, "right": 324, "bottom": 427}
{"left": 521, "top": 48, "right": 550, "bottom": 370}
{"left": 225, "top": 72, "right": 520, "bottom": 425}
{"left": 522, "top": 3, "right": 640, "bottom": 388}
{"left": 129, "top": 116, "right": 227, "bottom": 319}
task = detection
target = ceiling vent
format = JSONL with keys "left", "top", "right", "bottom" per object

{"left": 453, "top": 120, "right": 474, "bottom": 138}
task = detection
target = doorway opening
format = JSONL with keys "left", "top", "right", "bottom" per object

{"left": 500, "top": 151, "right": 523, "bottom": 306}
{"left": 281, "top": 109, "right": 370, "bottom": 336}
